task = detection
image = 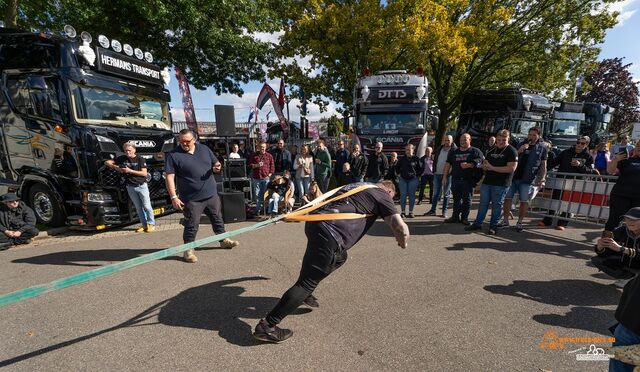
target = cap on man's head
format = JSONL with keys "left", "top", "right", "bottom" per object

{"left": 623, "top": 207, "right": 640, "bottom": 220}
{"left": 1, "top": 193, "right": 20, "bottom": 203}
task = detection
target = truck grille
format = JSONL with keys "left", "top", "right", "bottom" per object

{"left": 98, "top": 166, "right": 168, "bottom": 199}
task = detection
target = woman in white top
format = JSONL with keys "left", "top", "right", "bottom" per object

{"left": 293, "top": 144, "right": 314, "bottom": 201}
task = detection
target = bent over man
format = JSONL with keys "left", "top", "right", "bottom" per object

{"left": 253, "top": 180, "right": 410, "bottom": 343}
{"left": 165, "top": 129, "right": 239, "bottom": 263}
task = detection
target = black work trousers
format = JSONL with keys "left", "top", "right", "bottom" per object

{"left": 0, "top": 226, "right": 39, "bottom": 249}
{"left": 542, "top": 188, "right": 569, "bottom": 227}
{"left": 266, "top": 222, "right": 347, "bottom": 325}
{"left": 182, "top": 195, "right": 226, "bottom": 243}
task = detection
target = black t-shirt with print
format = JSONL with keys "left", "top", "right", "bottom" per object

{"left": 312, "top": 183, "right": 397, "bottom": 250}
{"left": 115, "top": 154, "right": 147, "bottom": 186}
{"left": 483, "top": 145, "right": 518, "bottom": 186}
{"left": 612, "top": 157, "right": 640, "bottom": 197}
{"left": 446, "top": 147, "right": 484, "bottom": 179}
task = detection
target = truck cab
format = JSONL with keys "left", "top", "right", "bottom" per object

{"left": 353, "top": 70, "right": 430, "bottom": 156}
{"left": 0, "top": 27, "right": 174, "bottom": 229}
{"left": 457, "top": 88, "right": 553, "bottom": 152}
{"left": 545, "top": 101, "right": 584, "bottom": 150}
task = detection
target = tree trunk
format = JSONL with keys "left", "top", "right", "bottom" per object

{"left": 433, "top": 108, "right": 451, "bottom": 149}
{"left": 4, "top": 0, "right": 18, "bottom": 28}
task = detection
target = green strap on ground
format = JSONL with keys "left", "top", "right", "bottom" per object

{"left": 0, "top": 216, "right": 286, "bottom": 308}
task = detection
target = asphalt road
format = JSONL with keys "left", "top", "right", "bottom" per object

{"left": 0, "top": 207, "right": 618, "bottom": 371}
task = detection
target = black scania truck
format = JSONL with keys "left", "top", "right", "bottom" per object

{"left": 0, "top": 26, "right": 174, "bottom": 229}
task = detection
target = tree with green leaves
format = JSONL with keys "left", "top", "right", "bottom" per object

{"left": 274, "top": 0, "right": 619, "bottom": 147}
{"left": 578, "top": 58, "right": 640, "bottom": 137}
{"left": 2, "top": 0, "right": 278, "bottom": 95}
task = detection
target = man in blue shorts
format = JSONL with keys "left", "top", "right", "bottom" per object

{"left": 502, "top": 127, "right": 547, "bottom": 232}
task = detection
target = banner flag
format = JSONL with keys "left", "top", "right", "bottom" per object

{"left": 175, "top": 68, "right": 198, "bottom": 133}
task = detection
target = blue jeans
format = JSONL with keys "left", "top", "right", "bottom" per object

{"left": 253, "top": 177, "right": 270, "bottom": 212}
{"left": 297, "top": 177, "right": 311, "bottom": 201}
{"left": 473, "top": 184, "right": 509, "bottom": 228}
{"left": 268, "top": 193, "right": 282, "bottom": 213}
{"left": 126, "top": 183, "right": 155, "bottom": 226}
{"left": 429, "top": 174, "right": 451, "bottom": 214}
{"left": 610, "top": 323, "right": 640, "bottom": 372}
{"left": 398, "top": 177, "right": 419, "bottom": 213}
{"left": 451, "top": 178, "right": 474, "bottom": 220}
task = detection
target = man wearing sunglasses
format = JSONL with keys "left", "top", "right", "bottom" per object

{"left": 541, "top": 135, "right": 595, "bottom": 230}
{"left": 165, "top": 129, "right": 239, "bottom": 263}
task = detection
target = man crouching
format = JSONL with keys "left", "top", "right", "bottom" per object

{"left": 0, "top": 193, "right": 39, "bottom": 250}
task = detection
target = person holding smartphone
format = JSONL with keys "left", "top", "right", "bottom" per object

{"left": 604, "top": 140, "right": 640, "bottom": 232}
{"left": 593, "top": 207, "right": 640, "bottom": 372}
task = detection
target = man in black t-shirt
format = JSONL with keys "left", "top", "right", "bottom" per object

{"left": 165, "top": 129, "right": 239, "bottom": 263}
{"left": 105, "top": 143, "right": 155, "bottom": 233}
{"left": 465, "top": 130, "right": 518, "bottom": 235}
{"left": 542, "top": 135, "right": 595, "bottom": 230}
{"left": 253, "top": 180, "right": 410, "bottom": 343}
{"left": 443, "top": 133, "right": 484, "bottom": 225}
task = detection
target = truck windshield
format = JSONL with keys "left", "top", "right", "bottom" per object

{"left": 70, "top": 83, "right": 170, "bottom": 129}
{"left": 356, "top": 112, "right": 424, "bottom": 135}
{"left": 551, "top": 120, "right": 579, "bottom": 135}
{"left": 512, "top": 120, "right": 540, "bottom": 136}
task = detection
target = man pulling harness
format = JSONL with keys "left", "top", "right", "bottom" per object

{"left": 253, "top": 180, "right": 410, "bottom": 343}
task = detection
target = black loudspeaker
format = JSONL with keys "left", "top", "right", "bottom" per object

{"left": 225, "top": 159, "right": 247, "bottom": 178}
{"left": 215, "top": 105, "right": 236, "bottom": 136}
{"left": 219, "top": 191, "right": 246, "bottom": 223}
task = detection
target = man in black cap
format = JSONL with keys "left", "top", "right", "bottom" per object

{"left": 593, "top": 207, "right": 640, "bottom": 371}
{"left": 0, "top": 193, "right": 39, "bottom": 250}
{"left": 593, "top": 206, "right": 640, "bottom": 283}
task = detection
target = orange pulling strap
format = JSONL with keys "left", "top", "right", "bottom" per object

{"left": 283, "top": 184, "right": 377, "bottom": 222}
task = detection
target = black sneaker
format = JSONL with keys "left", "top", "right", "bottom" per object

{"left": 303, "top": 294, "right": 319, "bottom": 308}
{"left": 407, "top": 212, "right": 415, "bottom": 218}
{"left": 424, "top": 210, "right": 436, "bottom": 216}
{"left": 401, "top": 212, "right": 406, "bottom": 218}
{"left": 487, "top": 228, "right": 497, "bottom": 235}
{"left": 515, "top": 223, "right": 524, "bottom": 232}
{"left": 253, "top": 319, "right": 293, "bottom": 343}
{"left": 444, "top": 217, "right": 460, "bottom": 223}
{"left": 461, "top": 219, "right": 471, "bottom": 226}
{"left": 464, "top": 224, "right": 482, "bottom": 231}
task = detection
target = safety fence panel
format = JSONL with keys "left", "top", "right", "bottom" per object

{"left": 529, "top": 172, "right": 617, "bottom": 226}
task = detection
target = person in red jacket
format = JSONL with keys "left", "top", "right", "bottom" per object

{"left": 248, "top": 141, "right": 275, "bottom": 215}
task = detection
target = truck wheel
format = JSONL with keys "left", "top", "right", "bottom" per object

{"left": 27, "top": 184, "right": 65, "bottom": 227}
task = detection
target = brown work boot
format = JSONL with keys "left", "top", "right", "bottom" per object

{"left": 220, "top": 238, "right": 239, "bottom": 249}
{"left": 183, "top": 250, "right": 198, "bottom": 263}
{"left": 145, "top": 224, "right": 155, "bottom": 233}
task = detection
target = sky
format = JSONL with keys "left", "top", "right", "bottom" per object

{"left": 167, "top": 0, "right": 640, "bottom": 124}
